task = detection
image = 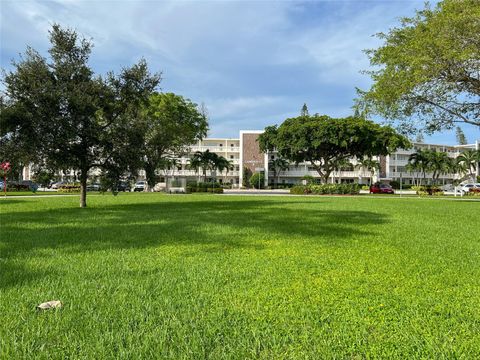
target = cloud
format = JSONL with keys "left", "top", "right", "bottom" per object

{"left": 2, "top": 0, "right": 470, "bottom": 144}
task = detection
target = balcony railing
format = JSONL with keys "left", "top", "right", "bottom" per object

{"left": 189, "top": 146, "right": 240, "bottom": 153}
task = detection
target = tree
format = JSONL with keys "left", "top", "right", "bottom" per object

{"left": 455, "top": 127, "right": 468, "bottom": 145}
{"left": 300, "top": 103, "right": 309, "bottom": 117}
{"left": 457, "top": 149, "right": 480, "bottom": 181}
{"left": 331, "top": 158, "right": 352, "bottom": 184}
{"left": 356, "top": 0, "right": 480, "bottom": 133}
{"left": 249, "top": 172, "right": 265, "bottom": 189}
{"left": 355, "top": 157, "right": 380, "bottom": 185}
{"left": 215, "top": 156, "right": 233, "bottom": 183}
{"left": 188, "top": 150, "right": 229, "bottom": 182}
{"left": 408, "top": 150, "right": 430, "bottom": 185}
{"left": 415, "top": 133, "right": 424, "bottom": 143}
{"left": 427, "top": 151, "right": 450, "bottom": 184}
{"left": 141, "top": 92, "right": 208, "bottom": 189}
{"left": 268, "top": 157, "right": 289, "bottom": 188}
{"left": 0, "top": 25, "right": 160, "bottom": 207}
{"left": 259, "top": 114, "right": 409, "bottom": 183}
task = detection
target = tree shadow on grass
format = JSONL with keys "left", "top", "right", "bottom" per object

{"left": 0, "top": 198, "right": 389, "bottom": 288}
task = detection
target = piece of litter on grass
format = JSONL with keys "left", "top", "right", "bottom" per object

{"left": 37, "top": 300, "right": 62, "bottom": 310}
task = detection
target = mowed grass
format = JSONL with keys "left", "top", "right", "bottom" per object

{"left": 1, "top": 194, "right": 479, "bottom": 359}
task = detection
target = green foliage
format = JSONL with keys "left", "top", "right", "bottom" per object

{"left": 242, "top": 167, "right": 252, "bottom": 188}
{"left": 455, "top": 127, "right": 468, "bottom": 145}
{"left": 291, "top": 183, "right": 361, "bottom": 195}
{"left": 249, "top": 172, "right": 265, "bottom": 189}
{"left": 2, "top": 184, "right": 30, "bottom": 192}
{"left": 189, "top": 150, "right": 231, "bottom": 183}
{"left": 259, "top": 114, "right": 409, "bottom": 183}
{"left": 142, "top": 92, "right": 208, "bottom": 188}
{"left": 390, "top": 180, "right": 400, "bottom": 189}
{"left": 411, "top": 185, "right": 442, "bottom": 196}
{"left": 186, "top": 182, "right": 223, "bottom": 193}
{"left": 58, "top": 184, "right": 81, "bottom": 193}
{"left": 356, "top": 0, "right": 480, "bottom": 133}
{"left": 0, "top": 24, "right": 160, "bottom": 207}
{"left": 301, "top": 175, "right": 316, "bottom": 185}
{"left": 32, "top": 168, "right": 55, "bottom": 188}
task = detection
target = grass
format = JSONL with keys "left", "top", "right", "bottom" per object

{"left": 1, "top": 193, "right": 479, "bottom": 359}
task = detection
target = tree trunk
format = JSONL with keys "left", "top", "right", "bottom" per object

{"left": 79, "top": 170, "right": 88, "bottom": 208}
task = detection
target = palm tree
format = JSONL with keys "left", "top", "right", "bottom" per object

{"left": 269, "top": 157, "right": 289, "bottom": 188}
{"left": 457, "top": 149, "right": 480, "bottom": 182}
{"left": 159, "top": 157, "right": 178, "bottom": 191}
{"left": 355, "top": 157, "right": 380, "bottom": 185}
{"left": 426, "top": 151, "right": 450, "bottom": 185}
{"left": 189, "top": 150, "right": 215, "bottom": 182}
{"left": 332, "top": 158, "right": 352, "bottom": 183}
{"left": 408, "top": 150, "right": 430, "bottom": 185}
{"left": 406, "top": 162, "right": 419, "bottom": 186}
{"left": 215, "top": 156, "right": 234, "bottom": 184}
{"left": 188, "top": 150, "right": 231, "bottom": 183}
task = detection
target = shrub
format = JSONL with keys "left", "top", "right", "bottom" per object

{"left": 290, "top": 183, "right": 360, "bottom": 195}
{"left": 390, "top": 180, "right": 400, "bottom": 189}
{"left": 290, "top": 185, "right": 309, "bottom": 195}
{"left": 412, "top": 185, "right": 441, "bottom": 195}
{"left": 249, "top": 173, "right": 265, "bottom": 189}
{"left": 465, "top": 188, "right": 480, "bottom": 197}
{"left": 361, "top": 185, "right": 370, "bottom": 191}
{"left": 58, "top": 183, "right": 81, "bottom": 193}
{"left": 186, "top": 182, "right": 223, "bottom": 194}
{"left": 4, "top": 183, "right": 30, "bottom": 192}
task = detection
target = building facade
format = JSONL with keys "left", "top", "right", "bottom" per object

{"left": 22, "top": 130, "right": 479, "bottom": 187}
{"left": 155, "top": 130, "right": 480, "bottom": 188}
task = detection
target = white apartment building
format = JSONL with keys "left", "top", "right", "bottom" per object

{"left": 149, "top": 130, "right": 479, "bottom": 187}
{"left": 22, "top": 130, "right": 479, "bottom": 187}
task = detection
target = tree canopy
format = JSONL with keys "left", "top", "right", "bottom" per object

{"left": 0, "top": 24, "right": 160, "bottom": 207}
{"left": 141, "top": 92, "right": 208, "bottom": 189}
{"left": 258, "top": 114, "right": 410, "bottom": 183}
{"left": 355, "top": 0, "right": 480, "bottom": 134}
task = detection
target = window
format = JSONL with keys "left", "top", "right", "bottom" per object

{"left": 271, "top": 155, "right": 275, "bottom": 160}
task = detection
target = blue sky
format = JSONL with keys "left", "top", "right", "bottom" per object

{"left": 1, "top": 0, "right": 478, "bottom": 145}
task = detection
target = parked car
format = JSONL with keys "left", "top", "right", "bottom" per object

{"left": 369, "top": 183, "right": 394, "bottom": 194}
{"left": 0, "top": 180, "right": 4, "bottom": 190}
{"left": 460, "top": 183, "right": 480, "bottom": 194}
{"left": 86, "top": 183, "right": 101, "bottom": 191}
{"left": 133, "top": 181, "right": 146, "bottom": 192}
{"left": 50, "top": 181, "right": 66, "bottom": 189}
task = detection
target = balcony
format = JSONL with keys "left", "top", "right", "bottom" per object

{"left": 189, "top": 146, "right": 240, "bottom": 153}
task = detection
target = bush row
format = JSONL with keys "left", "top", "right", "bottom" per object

{"left": 3, "top": 184, "right": 31, "bottom": 192}
{"left": 58, "top": 184, "right": 81, "bottom": 193}
{"left": 465, "top": 188, "right": 480, "bottom": 197}
{"left": 186, "top": 182, "right": 223, "bottom": 193}
{"left": 411, "top": 185, "right": 442, "bottom": 195}
{"left": 290, "top": 183, "right": 361, "bottom": 195}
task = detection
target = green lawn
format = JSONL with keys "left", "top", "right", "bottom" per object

{"left": 1, "top": 194, "right": 479, "bottom": 359}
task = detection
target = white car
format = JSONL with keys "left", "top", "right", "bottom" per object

{"left": 133, "top": 181, "right": 146, "bottom": 192}
{"left": 460, "top": 183, "right": 480, "bottom": 194}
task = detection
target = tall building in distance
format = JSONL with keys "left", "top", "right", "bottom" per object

{"left": 22, "top": 130, "right": 479, "bottom": 187}
{"left": 157, "top": 130, "right": 479, "bottom": 187}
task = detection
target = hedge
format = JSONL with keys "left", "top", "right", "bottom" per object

{"left": 290, "top": 183, "right": 361, "bottom": 195}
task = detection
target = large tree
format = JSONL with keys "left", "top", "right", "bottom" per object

{"left": 259, "top": 115, "right": 410, "bottom": 183}
{"left": 356, "top": 0, "right": 480, "bottom": 133}
{"left": 0, "top": 25, "right": 160, "bottom": 207}
{"left": 141, "top": 92, "right": 208, "bottom": 189}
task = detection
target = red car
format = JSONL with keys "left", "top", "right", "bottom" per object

{"left": 369, "top": 183, "right": 394, "bottom": 194}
